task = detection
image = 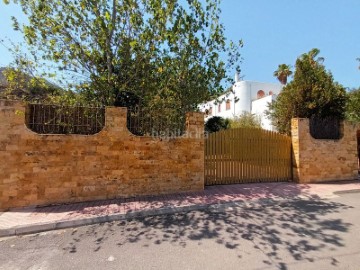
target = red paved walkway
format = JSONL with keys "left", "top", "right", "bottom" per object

{"left": 1, "top": 181, "right": 359, "bottom": 236}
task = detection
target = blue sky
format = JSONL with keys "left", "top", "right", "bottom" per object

{"left": 1, "top": 0, "right": 359, "bottom": 88}
{"left": 220, "top": 0, "right": 360, "bottom": 88}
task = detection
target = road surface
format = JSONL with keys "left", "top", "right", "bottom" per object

{"left": 1, "top": 192, "right": 359, "bottom": 270}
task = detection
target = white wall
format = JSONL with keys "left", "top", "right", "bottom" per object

{"left": 234, "top": 81, "right": 251, "bottom": 114}
{"left": 199, "top": 80, "right": 282, "bottom": 131}
{"left": 251, "top": 95, "right": 276, "bottom": 131}
{"left": 199, "top": 91, "right": 237, "bottom": 119}
{"left": 242, "top": 81, "right": 282, "bottom": 101}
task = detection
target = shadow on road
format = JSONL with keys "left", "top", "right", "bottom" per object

{"left": 63, "top": 198, "right": 353, "bottom": 269}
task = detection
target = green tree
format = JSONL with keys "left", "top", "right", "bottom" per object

{"left": 205, "top": 116, "right": 230, "bottom": 133}
{"left": 0, "top": 64, "right": 61, "bottom": 102}
{"left": 273, "top": 64, "right": 293, "bottom": 85}
{"left": 0, "top": 39, "right": 67, "bottom": 102}
{"left": 228, "top": 112, "right": 261, "bottom": 129}
{"left": 346, "top": 88, "right": 360, "bottom": 122}
{"left": 5, "top": 0, "right": 242, "bottom": 114}
{"left": 269, "top": 48, "right": 347, "bottom": 135}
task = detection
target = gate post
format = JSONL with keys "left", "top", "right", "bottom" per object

{"left": 186, "top": 112, "right": 205, "bottom": 188}
{"left": 291, "top": 118, "right": 359, "bottom": 183}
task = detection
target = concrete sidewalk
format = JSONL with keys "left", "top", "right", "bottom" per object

{"left": 1, "top": 181, "right": 360, "bottom": 237}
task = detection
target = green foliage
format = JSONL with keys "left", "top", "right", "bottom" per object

{"left": 205, "top": 116, "right": 230, "bottom": 133}
{"left": 273, "top": 64, "right": 293, "bottom": 85}
{"left": 345, "top": 88, "right": 360, "bottom": 122}
{"left": 5, "top": 0, "right": 242, "bottom": 114}
{"left": 0, "top": 40, "right": 65, "bottom": 102}
{"left": 228, "top": 112, "right": 262, "bottom": 129}
{"left": 269, "top": 48, "right": 347, "bottom": 135}
{"left": 45, "top": 90, "right": 89, "bottom": 106}
{"left": 0, "top": 66, "right": 62, "bottom": 101}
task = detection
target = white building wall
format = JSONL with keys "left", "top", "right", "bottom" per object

{"left": 245, "top": 81, "right": 282, "bottom": 100}
{"left": 199, "top": 80, "right": 283, "bottom": 131}
{"left": 234, "top": 81, "right": 251, "bottom": 114}
{"left": 251, "top": 95, "right": 276, "bottom": 131}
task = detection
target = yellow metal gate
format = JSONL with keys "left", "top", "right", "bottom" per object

{"left": 205, "top": 128, "right": 292, "bottom": 185}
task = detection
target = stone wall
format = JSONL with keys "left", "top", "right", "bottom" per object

{"left": 291, "top": 118, "right": 359, "bottom": 183}
{"left": 0, "top": 100, "right": 204, "bottom": 210}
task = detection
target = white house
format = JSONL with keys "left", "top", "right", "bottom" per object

{"left": 199, "top": 74, "right": 283, "bottom": 131}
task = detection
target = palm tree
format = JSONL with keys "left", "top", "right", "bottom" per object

{"left": 301, "top": 48, "right": 324, "bottom": 66}
{"left": 273, "top": 64, "right": 293, "bottom": 85}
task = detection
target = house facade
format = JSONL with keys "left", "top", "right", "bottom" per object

{"left": 199, "top": 75, "right": 283, "bottom": 131}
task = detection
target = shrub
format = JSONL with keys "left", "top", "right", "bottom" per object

{"left": 205, "top": 116, "right": 230, "bottom": 133}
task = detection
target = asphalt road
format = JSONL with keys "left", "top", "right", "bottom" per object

{"left": 1, "top": 192, "right": 360, "bottom": 270}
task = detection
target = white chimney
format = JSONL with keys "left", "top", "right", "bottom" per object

{"left": 234, "top": 72, "right": 240, "bottom": 83}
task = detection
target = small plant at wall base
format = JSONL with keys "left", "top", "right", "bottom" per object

{"left": 268, "top": 48, "right": 347, "bottom": 135}
{"left": 205, "top": 116, "right": 230, "bottom": 133}
{"left": 228, "top": 112, "right": 262, "bottom": 129}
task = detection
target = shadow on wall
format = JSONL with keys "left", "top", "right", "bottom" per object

{"left": 58, "top": 197, "right": 353, "bottom": 269}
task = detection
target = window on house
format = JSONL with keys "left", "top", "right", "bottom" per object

{"left": 205, "top": 107, "right": 213, "bottom": 116}
{"left": 226, "top": 100, "right": 231, "bottom": 110}
{"left": 218, "top": 104, "right": 221, "bottom": 112}
{"left": 257, "top": 90, "right": 265, "bottom": 99}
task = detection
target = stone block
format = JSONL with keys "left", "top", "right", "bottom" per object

{"left": 291, "top": 118, "right": 359, "bottom": 184}
{"left": 0, "top": 101, "right": 204, "bottom": 210}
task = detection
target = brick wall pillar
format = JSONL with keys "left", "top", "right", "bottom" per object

{"left": 185, "top": 111, "right": 205, "bottom": 190}
{"left": 291, "top": 118, "right": 301, "bottom": 182}
{"left": 186, "top": 112, "right": 205, "bottom": 139}
{"left": 291, "top": 118, "right": 359, "bottom": 183}
{"left": 0, "top": 100, "right": 26, "bottom": 131}
{"left": 104, "top": 107, "right": 128, "bottom": 134}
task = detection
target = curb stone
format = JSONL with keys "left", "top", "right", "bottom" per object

{"left": 333, "top": 189, "right": 360, "bottom": 195}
